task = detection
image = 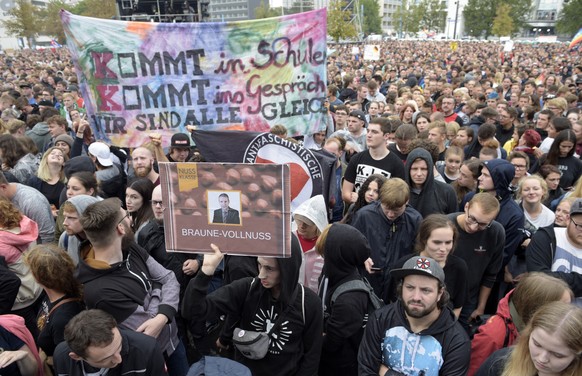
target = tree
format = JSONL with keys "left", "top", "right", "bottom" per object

{"left": 0, "top": 0, "right": 41, "bottom": 47}
{"left": 557, "top": 0, "right": 582, "bottom": 35}
{"left": 42, "top": 0, "right": 73, "bottom": 44}
{"left": 491, "top": 3, "right": 514, "bottom": 36}
{"left": 255, "top": 0, "right": 281, "bottom": 19}
{"left": 420, "top": 0, "right": 447, "bottom": 33}
{"left": 463, "top": 0, "right": 532, "bottom": 38}
{"left": 327, "top": 0, "right": 357, "bottom": 42}
{"left": 361, "top": 0, "right": 382, "bottom": 35}
{"left": 393, "top": 0, "right": 423, "bottom": 36}
{"left": 72, "top": 0, "right": 117, "bottom": 19}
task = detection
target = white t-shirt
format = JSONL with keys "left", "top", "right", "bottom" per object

{"left": 552, "top": 228, "right": 582, "bottom": 305}
{"left": 539, "top": 137, "right": 553, "bottom": 153}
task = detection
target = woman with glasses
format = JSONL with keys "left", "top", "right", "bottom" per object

{"left": 27, "top": 147, "right": 68, "bottom": 216}
{"left": 385, "top": 214, "right": 469, "bottom": 318}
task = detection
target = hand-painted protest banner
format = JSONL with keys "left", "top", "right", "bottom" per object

{"left": 60, "top": 10, "right": 328, "bottom": 148}
{"left": 159, "top": 162, "right": 291, "bottom": 256}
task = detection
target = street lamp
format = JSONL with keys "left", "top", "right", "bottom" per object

{"left": 453, "top": 1, "right": 460, "bottom": 39}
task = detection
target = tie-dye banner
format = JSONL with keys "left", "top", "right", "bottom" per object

{"left": 60, "top": 10, "right": 328, "bottom": 148}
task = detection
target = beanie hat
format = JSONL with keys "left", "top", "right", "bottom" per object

{"left": 68, "top": 195, "right": 100, "bottom": 215}
{"left": 54, "top": 134, "right": 74, "bottom": 149}
{"left": 64, "top": 156, "right": 96, "bottom": 178}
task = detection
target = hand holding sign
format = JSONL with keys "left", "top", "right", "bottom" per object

{"left": 149, "top": 133, "right": 162, "bottom": 146}
{"left": 201, "top": 243, "right": 224, "bottom": 276}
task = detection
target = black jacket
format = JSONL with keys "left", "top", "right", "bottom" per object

{"left": 182, "top": 235, "right": 323, "bottom": 376}
{"left": 53, "top": 328, "right": 167, "bottom": 376}
{"left": 351, "top": 201, "right": 422, "bottom": 299}
{"left": 76, "top": 242, "right": 180, "bottom": 355}
{"left": 317, "top": 224, "right": 370, "bottom": 376}
{"left": 358, "top": 301, "right": 470, "bottom": 376}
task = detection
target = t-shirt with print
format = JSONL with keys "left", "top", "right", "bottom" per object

{"left": 344, "top": 150, "right": 405, "bottom": 193}
{"left": 552, "top": 227, "right": 582, "bottom": 306}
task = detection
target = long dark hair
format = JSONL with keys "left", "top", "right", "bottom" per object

{"left": 545, "top": 129, "right": 577, "bottom": 166}
{"left": 341, "top": 174, "right": 387, "bottom": 224}
{"left": 126, "top": 178, "right": 154, "bottom": 232}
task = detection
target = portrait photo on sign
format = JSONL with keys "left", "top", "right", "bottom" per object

{"left": 208, "top": 190, "right": 242, "bottom": 226}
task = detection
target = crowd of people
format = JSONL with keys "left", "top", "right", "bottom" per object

{"left": 0, "top": 38, "right": 582, "bottom": 376}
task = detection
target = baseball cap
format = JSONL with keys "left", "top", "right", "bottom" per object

{"left": 570, "top": 199, "right": 582, "bottom": 216}
{"left": 65, "top": 85, "right": 79, "bottom": 93}
{"left": 349, "top": 110, "right": 367, "bottom": 125}
{"left": 171, "top": 133, "right": 191, "bottom": 148}
{"left": 390, "top": 256, "right": 445, "bottom": 284}
{"left": 19, "top": 83, "right": 31, "bottom": 89}
{"left": 88, "top": 142, "right": 113, "bottom": 167}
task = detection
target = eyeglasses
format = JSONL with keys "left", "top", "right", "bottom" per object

{"left": 511, "top": 164, "right": 527, "bottom": 170}
{"left": 570, "top": 217, "right": 582, "bottom": 231}
{"left": 152, "top": 200, "right": 164, "bottom": 208}
{"left": 117, "top": 210, "right": 130, "bottom": 226}
{"left": 466, "top": 209, "right": 492, "bottom": 229}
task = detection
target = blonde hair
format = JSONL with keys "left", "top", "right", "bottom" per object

{"left": 37, "top": 147, "right": 68, "bottom": 183}
{"left": 380, "top": 178, "right": 409, "bottom": 208}
{"left": 502, "top": 302, "right": 582, "bottom": 376}
{"left": 516, "top": 175, "right": 549, "bottom": 202}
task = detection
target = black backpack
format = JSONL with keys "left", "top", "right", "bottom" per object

{"left": 330, "top": 278, "right": 384, "bottom": 327}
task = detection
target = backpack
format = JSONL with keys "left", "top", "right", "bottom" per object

{"left": 330, "top": 278, "right": 384, "bottom": 327}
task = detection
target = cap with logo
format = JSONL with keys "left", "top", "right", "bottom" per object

{"left": 390, "top": 256, "right": 445, "bottom": 284}
{"left": 171, "top": 133, "right": 191, "bottom": 148}
{"left": 349, "top": 110, "right": 367, "bottom": 125}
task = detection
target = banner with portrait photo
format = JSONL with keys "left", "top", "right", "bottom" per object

{"left": 159, "top": 162, "right": 291, "bottom": 257}
{"left": 60, "top": 9, "right": 329, "bottom": 148}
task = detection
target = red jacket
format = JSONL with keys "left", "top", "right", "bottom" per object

{"left": 468, "top": 290, "right": 519, "bottom": 376}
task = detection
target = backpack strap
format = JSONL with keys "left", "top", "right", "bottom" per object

{"left": 330, "top": 279, "right": 369, "bottom": 305}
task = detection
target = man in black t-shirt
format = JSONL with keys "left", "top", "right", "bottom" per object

{"left": 447, "top": 193, "right": 504, "bottom": 331}
{"left": 342, "top": 117, "right": 405, "bottom": 204}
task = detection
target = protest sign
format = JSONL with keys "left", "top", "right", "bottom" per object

{"left": 60, "top": 10, "right": 329, "bottom": 148}
{"left": 159, "top": 162, "right": 291, "bottom": 257}
{"left": 363, "top": 45, "right": 380, "bottom": 61}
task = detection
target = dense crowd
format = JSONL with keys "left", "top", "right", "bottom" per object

{"left": 0, "top": 39, "right": 582, "bottom": 376}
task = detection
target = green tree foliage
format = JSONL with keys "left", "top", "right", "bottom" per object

{"left": 42, "top": 0, "right": 73, "bottom": 44}
{"left": 557, "top": 0, "right": 582, "bottom": 35}
{"left": 361, "top": 0, "right": 382, "bottom": 35}
{"left": 393, "top": 0, "right": 423, "bottom": 36}
{"left": 491, "top": 3, "right": 514, "bottom": 36}
{"left": 420, "top": 0, "right": 447, "bottom": 33}
{"left": 72, "top": 0, "right": 117, "bottom": 19}
{"left": 0, "top": 0, "right": 40, "bottom": 47}
{"left": 255, "top": 0, "right": 281, "bottom": 19}
{"left": 464, "top": 0, "right": 532, "bottom": 38}
{"left": 328, "top": 0, "right": 358, "bottom": 42}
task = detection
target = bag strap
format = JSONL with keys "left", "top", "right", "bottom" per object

{"left": 501, "top": 316, "right": 511, "bottom": 348}
{"left": 330, "top": 279, "right": 368, "bottom": 305}
{"left": 48, "top": 298, "right": 78, "bottom": 316}
{"left": 266, "top": 284, "right": 303, "bottom": 336}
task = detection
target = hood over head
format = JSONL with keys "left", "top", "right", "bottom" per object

{"left": 405, "top": 147, "right": 435, "bottom": 189}
{"left": 274, "top": 234, "right": 303, "bottom": 306}
{"left": 479, "top": 159, "right": 515, "bottom": 200}
{"left": 293, "top": 195, "right": 328, "bottom": 233}
{"left": 323, "top": 223, "right": 370, "bottom": 285}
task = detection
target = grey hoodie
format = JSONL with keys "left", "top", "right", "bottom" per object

{"left": 58, "top": 195, "right": 101, "bottom": 265}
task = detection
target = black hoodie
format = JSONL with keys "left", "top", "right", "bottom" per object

{"left": 182, "top": 235, "right": 323, "bottom": 376}
{"left": 358, "top": 300, "right": 470, "bottom": 376}
{"left": 405, "top": 148, "right": 458, "bottom": 217}
{"left": 318, "top": 224, "right": 370, "bottom": 376}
